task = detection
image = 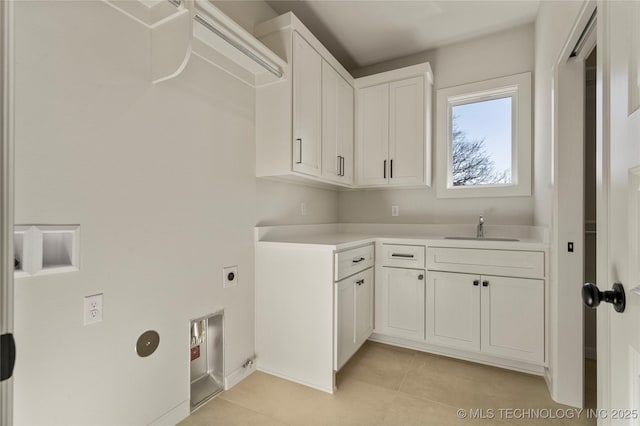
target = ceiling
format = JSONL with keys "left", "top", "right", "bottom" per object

{"left": 264, "top": 1, "right": 540, "bottom": 71}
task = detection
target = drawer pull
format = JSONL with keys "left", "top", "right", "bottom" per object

{"left": 352, "top": 257, "right": 365, "bottom": 263}
{"left": 356, "top": 279, "right": 365, "bottom": 286}
{"left": 391, "top": 253, "right": 414, "bottom": 258}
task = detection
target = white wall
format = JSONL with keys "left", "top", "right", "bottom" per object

{"left": 341, "top": 24, "right": 535, "bottom": 225}
{"left": 12, "top": 1, "right": 336, "bottom": 424}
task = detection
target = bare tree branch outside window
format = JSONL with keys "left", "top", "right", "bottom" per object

{"left": 451, "top": 117, "right": 511, "bottom": 186}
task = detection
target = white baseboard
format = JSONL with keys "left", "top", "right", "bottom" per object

{"left": 256, "top": 365, "right": 335, "bottom": 394}
{"left": 148, "top": 400, "right": 190, "bottom": 426}
{"left": 369, "top": 333, "right": 546, "bottom": 376}
{"left": 225, "top": 362, "right": 257, "bottom": 390}
{"left": 544, "top": 367, "right": 554, "bottom": 397}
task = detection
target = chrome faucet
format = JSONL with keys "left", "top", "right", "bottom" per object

{"left": 477, "top": 215, "right": 485, "bottom": 239}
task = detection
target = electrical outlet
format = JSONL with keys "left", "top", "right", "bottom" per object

{"left": 223, "top": 265, "right": 238, "bottom": 288}
{"left": 391, "top": 205, "right": 400, "bottom": 217}
{"left": 84, "top": 293, "right": 103, "bottom": 325}
{"left": 300, "top": 202, "right": 307, "bottom": 216}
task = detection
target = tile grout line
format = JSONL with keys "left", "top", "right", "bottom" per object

{"left": 217, "top": 393, "right": 295, "bottom": 426}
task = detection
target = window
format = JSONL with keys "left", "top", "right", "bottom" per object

{"left": 436, "top": 72, "right": 531, "bottom": 198}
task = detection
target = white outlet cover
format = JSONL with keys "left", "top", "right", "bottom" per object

{"left": 391, "top": 205, "right": 400, "bottom": 217}
{"left": 84, "top": 293, "right": 103, "bottom": 325}
{"left": 223, "top": 266, "right": 238, "bottom": 288}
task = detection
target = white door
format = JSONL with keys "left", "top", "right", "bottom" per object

{"left": 388, "top": 76, "right": 424, "bottom": 186}
{"left": 426, "top": 271, "right": 480, "bottom": 351}
{"left": 292, "top": 31, "right": 322, "bottom": 177}
{"left": 357, "top": 84, "right": 389, "bottom": 186}
{"left": 597, "top": 1, "right": 640, "bottom": 420}
{"left": 480, "top": 276, "right": 544, "bottom": 363}
{"left": 378, "top": 267, "right": 425, "bottom": 340}
{"left": 1, "top": 1, "right": 14, "bottom": 424}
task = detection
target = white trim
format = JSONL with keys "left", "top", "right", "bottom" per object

{"left": 436, "top": 72, "right": 532, "bottom": 198}
{"left": 0, "top": 0, "right": 14, "bottom": 424}
{"left": 549, "top": 0, "right": 597, "bottom": 409}
{"left": 147, "top": 400, "right": 190, "bottom": 426}
{"left": 596, "top": 1, "right": 612, "bottom": 421}
{"left": 369, "top": 334, "right": 545, "bottom": 375}
{"left": 224, "top": 362, "right": 256, "bottom": 390}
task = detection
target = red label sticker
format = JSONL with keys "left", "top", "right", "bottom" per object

{"left": 190, "top": 345, "right": 200, "bottom": 361}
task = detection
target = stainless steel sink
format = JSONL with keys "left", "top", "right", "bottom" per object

{"left": 444, "top": 236, "right": 520, "bottom": 242}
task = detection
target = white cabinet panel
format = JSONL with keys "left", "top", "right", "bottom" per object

{"left": 378, "top": 267, "right": 425, "bottom": 340}
{"left": 380, "top": 244, "right": 426, "bottom": 269}
{"left": 355, "top": 64, "right": 432, "bottom": 188}
{"left": 357, "top": 84, "right": 389, "bottom": 186}
{"left": 292, "top": 31, "right": 322, "bottom": 177}
{"left": 335, "top": 267, "right": 374, "bottom": 370}
{"left": 335, "top": 275, "right": 356, "bottom": 370}
{"left": 335, "top": 244, "right": 374, "bottom": 281}
{"left": 322, "top": 61, "right": 354, "bottom": 184}
{"left": 426, "top": 271, "right": 481, "bottom": 351}
{"left": 389, "top": 77, "right": 424, "bottom": 185}
{"left": 355, "top": 269, "right": 374, "bottom": 345}
{"left": 481, "top": 276, "right": 544, "bottom": 363}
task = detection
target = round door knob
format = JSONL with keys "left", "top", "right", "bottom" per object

{"left": 582, "top": 282, "right": 626, "bottom": 313}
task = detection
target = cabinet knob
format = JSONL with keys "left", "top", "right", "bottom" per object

{"left": 473, "top": 280, "right": 479, "bottom": 286}
{"left": 482, "top": 281, "right": 489, "bottom": 287}
{"left": 418, "top": 274, "right": 424, "bottom": 280}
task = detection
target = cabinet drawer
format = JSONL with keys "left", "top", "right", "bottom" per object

{"left": 335, "top": 244, "right": 374, "bottom": 281}
{"left": 426, "top": 247, "right": 545, "bottom": 279}
{"left": 381, "top": 244, "right": 425, "bottom": 268}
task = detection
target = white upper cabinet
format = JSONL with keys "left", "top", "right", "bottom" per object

{"left": 255, "top": 13, "right": 430, "bottom": 189}
{"left": 255, "top": 14, "right": 355, "bottom": 188}
{"left": 389, "top": 77, "right": 425, "bottom": 185}
{"left": 292, "top": 32, "right": 322, "bottom": 177}
{"left": 322, "top": 61, "right": 354, "bottom": 185}
{"left": 356, "top": 63, "right": 433, "bottom": 188}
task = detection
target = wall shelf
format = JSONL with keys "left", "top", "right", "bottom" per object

{"left": 104, "top": 0, "right": 286, "bottom": 87}
{"left": 14, "top": 225, "right": 80, "bottom": 277}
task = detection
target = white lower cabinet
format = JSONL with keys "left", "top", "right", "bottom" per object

{"left": 426, "top": 271, "right": 480, "bottom": 352}
{"left": 376, "top": 267, "right": 425, "bottom": 340}
{"left": 335, "top": 267, "right": 374, "bottom": 370}
{"left": 480, "top": 275, "right": 544, "bottom": 364}
{"left": 426, "top": 271, "right": 544, "bottom": 364}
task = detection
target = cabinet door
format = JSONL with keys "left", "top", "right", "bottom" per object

{"left": 335, "top": 276, "right": 355, "bottom": 370}
{"left": 354, "top": 268, "right": 373, "bottom": 345}
{"left": 378, "top": 267, "right": 425, "bottom": 340}
{"left": 426, "top": 271, "right": 480, "bottom": 351}
{"left": 388, "top": 76, "right": 425, "bottom": 186}
{"left": 322, "top": 62, "right": 354, "bottom": 185}
{"left": 480, "top": 276, "right": 544, "bottom": 364}
{"left": 292, "top": 31, "right": 322, "bottom": 177}
{"left": 338, "top": 74, "right": 354, "bottom": 184}
{"left": 357, "top": 84, "right": 389, "bottom": 186}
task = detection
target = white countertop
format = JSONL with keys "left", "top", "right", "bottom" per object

{"left": 255, "top": 223, "right": 549, "bottom": 251}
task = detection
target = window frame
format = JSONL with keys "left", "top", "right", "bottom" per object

{"left": 436, "top": 72, "right": 532, "bottom": 198}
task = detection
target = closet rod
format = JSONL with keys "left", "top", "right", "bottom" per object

{"left": 168, "top": 0, "right": 283, "bottom": 79}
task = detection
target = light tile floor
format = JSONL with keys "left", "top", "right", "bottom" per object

{"left": 180, "top": 342, "right": 597, "bottom": 426}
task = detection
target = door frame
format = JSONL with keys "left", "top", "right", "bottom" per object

{"left": 1, "top": 0, "right": 15, "bottom": 425}
{"left": 550, "top": 0, "right": 598, "bottom": 408}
